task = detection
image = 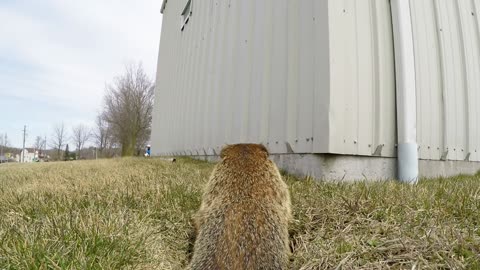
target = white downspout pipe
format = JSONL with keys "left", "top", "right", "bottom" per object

{"left": 390, "top": 0, "right": 419, "bottom": 183}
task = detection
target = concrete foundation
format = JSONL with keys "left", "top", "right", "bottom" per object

{"left": 271, "top": 154, "right": 396, "bottom": 181}
{"left": 190, "top": 154, "right": 480, "bottom": 181}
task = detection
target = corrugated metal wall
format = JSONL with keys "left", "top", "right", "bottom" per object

{"left": 327, "top": 0, "right": 397, "bottom": 158}
{"left": 411, "top": 0, "right": 480, "bottom": 161}
{"left": 152, "top": 0, "right": 331, "bottom": 155}
{"left": 152, "top": 0, "right": 480, "bottom": 162}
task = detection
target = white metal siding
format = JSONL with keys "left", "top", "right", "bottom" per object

{"left": 152, "top": 0, "right": 480, "bottom": 162}
{"left": 327, "top": 0, "right": 397, "bottom": 157}
{"left": 152, "top": 0, "right": 330, "bottom": 155}
{"left": 411, "top": 0, "right": 480, "bottom": 161}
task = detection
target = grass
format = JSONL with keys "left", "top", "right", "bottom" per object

{"left": 0, "top": 158, "right": 479, "bottom": 269}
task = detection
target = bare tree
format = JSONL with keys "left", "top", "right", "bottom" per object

{"left": 34, "top": 136, "right": 44, "bottom": 150}
{"left": 101, "top": 63, "right": 154, "bottom": 156}
{"left": 0, "top": 133, "right": 7, "bottom": 156}
{"left": 93, "top": 115, "right": 114, "bottom": 156}
{"left": 50, "top": 123, "right": 68, "bottom": 160}
{"left": 72, "top": 124, "right": 91, "bottom": 159}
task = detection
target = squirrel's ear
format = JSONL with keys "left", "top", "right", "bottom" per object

{"left": 220, "top": 144, "right": 231, "bottom": 158}
{"left": 257, "top": 144, "right": 269, "bottom": 155}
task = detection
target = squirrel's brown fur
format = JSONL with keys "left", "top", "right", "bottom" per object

{"left": 188, "top": 144, "right": 292, "bottom": 270}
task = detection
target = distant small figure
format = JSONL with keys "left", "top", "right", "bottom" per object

{"left": 160, "top": 157, "right": 176, "bottom": 163}
{"left": 145, "top": 145, "right": 151, "bottom": 157}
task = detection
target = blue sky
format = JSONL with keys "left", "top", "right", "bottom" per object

{"left": 0, "top": 0, "right": 162, "bottom": 148}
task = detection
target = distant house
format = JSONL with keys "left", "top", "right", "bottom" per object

{"left": 0, "top": 155, "right": 7, "bottom": 164}
{"left": 16, "top": 149, "right": 38, "bottom": 163}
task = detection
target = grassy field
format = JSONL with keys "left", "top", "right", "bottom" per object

{"left": 0, "top": 158, "right": 479, "bottom": 269}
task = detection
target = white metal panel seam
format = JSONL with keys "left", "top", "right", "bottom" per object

{"left": 431, "top": 0, "right": 449, "bottom": 160}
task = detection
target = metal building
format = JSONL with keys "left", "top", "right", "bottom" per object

{"left": 151, "top": 0, "right": 480, "bottom": 181}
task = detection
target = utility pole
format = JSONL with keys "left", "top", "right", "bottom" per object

{"left": 2, "top": 133, "right": 10, "bottom": 163}
{"left": 22, "top": 125, "right": 27, "bottom": 163}
{"left": 0, "top": 133, "right": 4, "bottom": 157}
{"left": 4, "top": 134, "right": 7, "bottom": 163}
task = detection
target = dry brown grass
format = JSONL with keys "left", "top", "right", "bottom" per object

{"left": 288, "top": 174, "right": 480, "bottom": 269}
{"left": 0, "top": 158, "right": 479, "bottom": 269}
